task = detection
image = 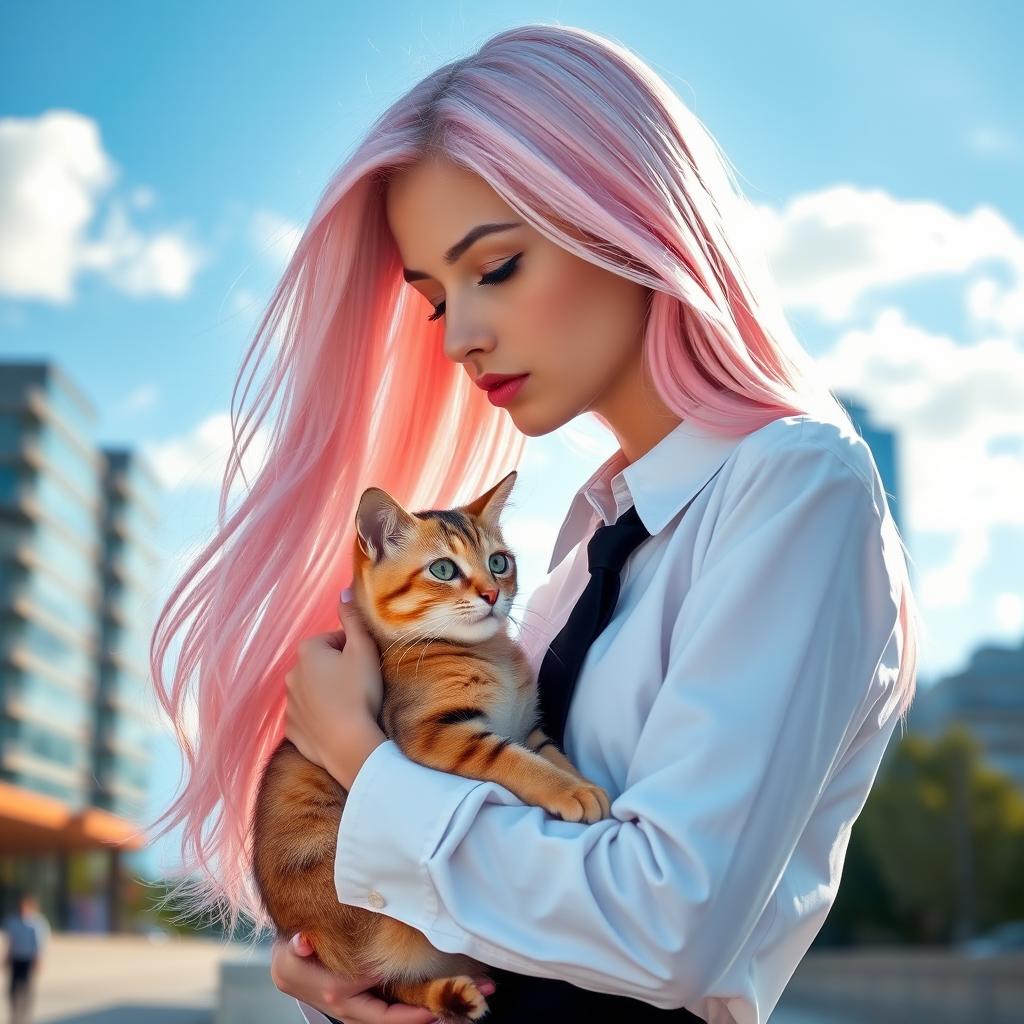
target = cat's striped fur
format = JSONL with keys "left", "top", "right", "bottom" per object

{"left": 251, "top": 472, "right": 610, "bottom": 1022}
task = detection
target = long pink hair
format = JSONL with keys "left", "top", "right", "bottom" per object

{"left": 153, "top": 25, "right": 916, "bottom": 917}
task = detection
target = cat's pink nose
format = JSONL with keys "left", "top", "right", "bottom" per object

{"left": 479, "top": 588, "right": 499, "bottom": 606}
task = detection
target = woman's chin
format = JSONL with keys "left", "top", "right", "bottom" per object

{"left": 505, "top": 402, "right": 579, "bottom": 439}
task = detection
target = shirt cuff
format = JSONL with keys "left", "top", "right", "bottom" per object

{"left": 333, "top": 739, "right": 487, "bottom": 941}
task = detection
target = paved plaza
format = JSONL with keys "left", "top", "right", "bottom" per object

{"left": 16, "top": 934, "right": 231, "bottom": 1024}
{"left": 10, "top": 934, "right": 868, "bottom": 1024}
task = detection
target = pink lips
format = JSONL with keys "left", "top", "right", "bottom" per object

{"left": 475, "top": 373, "right": 528, "bottom": 408}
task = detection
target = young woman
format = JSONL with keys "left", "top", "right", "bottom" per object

{"left": 154, "top": 25, "right": 916, "bottom": 1024}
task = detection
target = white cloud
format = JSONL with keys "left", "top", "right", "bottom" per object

{"left": 145, "top": 412, "right": 269, "bottom": 491}
{"left": 818, "top": 309, "right": 1024, "bottom": 607}
{"left": 0, "top": 110, "right": 203, "bottom": 302}
{"left": 0, "top": 111, "right": 112, "bottom": 301}
{"left": 757, "top": 186, "right": 1024, "bottom": 326}
{"left": 966, "top": 274, "right": 1024, "bottom": 336}
{"left": 80, "top": 203, "right": 201, "bottom": 297}
{"left": 993, "top": 593, "right": 1024, "bottom": 635}
{"left": 249, "top": 208, "right": 303, "bottom": 269}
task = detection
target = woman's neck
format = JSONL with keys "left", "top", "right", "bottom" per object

{"left": 590, "top": 346, "right": 682, "bottom": 465}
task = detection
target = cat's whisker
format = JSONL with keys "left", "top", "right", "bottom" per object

{"left": 508, "top": 600, "right": 557, "bottom": 623}
{"left": 507, "top": 609, "right": 558, "bottom": 640}
{"left": 379, "top": 631, "right": 421, "bottom": 659}
{"left": 415, "top": 635, "right": 442, "bottom": 675}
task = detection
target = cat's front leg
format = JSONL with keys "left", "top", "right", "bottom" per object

{"left": 399, "top": 722, "right": 611, "bottom": 823}
{"left": 524, "top": 727, "right": 594, "bottom": 781}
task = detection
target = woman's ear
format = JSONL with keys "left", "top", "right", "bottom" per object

{"left": 462, "top": 471, "right": 517, "bottom": 527}
{"left": 355, "top": 488, "right": 417, "bottom": 561}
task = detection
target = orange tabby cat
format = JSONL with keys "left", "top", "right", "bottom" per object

{"left": 251, "top": 471, "right": 610, "bottom": 1022}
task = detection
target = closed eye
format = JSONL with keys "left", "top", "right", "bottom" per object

{"left": 425, "top": 253, "right": 522, "bottom": 322}
{"left": 480, "top": 252, "right": 521, "bottom": 286}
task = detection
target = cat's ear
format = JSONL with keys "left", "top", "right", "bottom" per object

{"left": 462, "top": 471, "right": 517, "bottom": 527}
{"left": 355, "top": 488, "right": 417, "bottom": 561}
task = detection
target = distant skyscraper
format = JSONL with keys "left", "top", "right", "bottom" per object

{"left": 93, "top": 450, "right": 161, "bottom": 820}
{"left": 912, "top": 639, "right": 1024, "bottom": 788}
{"left": 0, "top": 364, "right": 103, "bottom": 806}
{"left": 839, "top": 397, "right": 902, "bottom": 535}
{"left": 0, "top": 363, "right": 158, "bottom": 930}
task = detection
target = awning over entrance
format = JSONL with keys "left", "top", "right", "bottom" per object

{"left": 0, "top": 781, "right": 144, "bottom": 854}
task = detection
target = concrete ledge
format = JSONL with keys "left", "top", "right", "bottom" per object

{"left": 785, "top": 949, "right": 1024, "bottom": 1024}
{"left": 216, "top": 946, "right": 305, "bottom": 1024}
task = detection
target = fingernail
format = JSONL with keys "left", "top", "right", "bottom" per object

{"left": 341, "top": 587, "right": 353, "bottom": 604}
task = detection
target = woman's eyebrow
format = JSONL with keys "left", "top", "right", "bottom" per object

{"left": 402, "top": 221, "right": 522, "bottom": 282}
{"left": 444, "top": 221, "right": 521, "bottom": 263}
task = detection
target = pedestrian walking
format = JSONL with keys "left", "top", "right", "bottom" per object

{"left": 3, "top": 895, "right": 50, "bottom": 1024}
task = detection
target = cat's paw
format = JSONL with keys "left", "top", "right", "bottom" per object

{"left": 435, "top": 975, "right": 489, "bottom": 1022}
{"left": 547, "top": 780, "right": 611, "bottom": 823}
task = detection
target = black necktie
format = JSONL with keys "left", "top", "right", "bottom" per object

{"left": 537, "top": 505, "right": 650, "bottom": 749}
{"left": 486, "top": 490, "right": 715, "bottom": 1024}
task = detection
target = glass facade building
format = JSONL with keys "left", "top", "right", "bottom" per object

{"left": 0, "top": 364, "right": 103, "bottom": 805}
{"left": 93, "top": 450, "right": 161, "bottom": 819}
{"left": 0, "top": 363, "right": 157, "bottom": 929}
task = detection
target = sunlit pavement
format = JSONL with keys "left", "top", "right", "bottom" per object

{"left": 24, "top": 933, "right": 235, "bottom": 1024}
{"left": 18, "top": 934, "right": 872, "bottom": 1024}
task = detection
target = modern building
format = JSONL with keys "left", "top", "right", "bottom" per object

{"left": 840, "top": 397, "right": 903, "bottom": 535}
{"left": 0, "top": 363, "right": 158, "bottom": 929}
{"left": 93, "top": 450, "right": 161, "bottom": 821}
{"left": 912, "top": 638, "right": 1024, "bottom": 789}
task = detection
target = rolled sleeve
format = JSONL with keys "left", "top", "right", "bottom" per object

{"left": 334, "top": 740, "right": 486, "bottom": 940}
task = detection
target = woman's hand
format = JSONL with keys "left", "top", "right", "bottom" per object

{"left": 270, "top": 934, "right": 442, "bottom": 1023}
{"left": 284, "top": 595, "right": 387, "bottom": 790}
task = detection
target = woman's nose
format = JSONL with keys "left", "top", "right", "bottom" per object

{"left": 442, "top": 308, "right": 497, "bottom": 364}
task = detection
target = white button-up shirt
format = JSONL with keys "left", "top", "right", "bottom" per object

{"left": 326, "top": 415, "right": 908, "bottom": 1024}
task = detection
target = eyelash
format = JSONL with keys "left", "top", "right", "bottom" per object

{"left": 427, "top": 252, "right": 523, "bottom": 322}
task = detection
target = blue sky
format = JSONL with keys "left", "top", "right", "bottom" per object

{"left": 2, "top": 1, "right": 1023, "bottom": 867}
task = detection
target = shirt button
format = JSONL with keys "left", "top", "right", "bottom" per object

{"left": 367, "top": 891, "right": 385, "bottom": 910}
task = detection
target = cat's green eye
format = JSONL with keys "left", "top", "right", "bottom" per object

{"left": 488, "top": 553, "right": 511, "bottom": 575}
{"left": 429, "top": 559, "right": 458, "bottom": 581}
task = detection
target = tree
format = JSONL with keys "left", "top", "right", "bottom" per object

{"left": 818, "top": 727, "right": 1024, "bottom": 945}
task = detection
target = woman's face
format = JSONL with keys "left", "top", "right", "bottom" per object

{"left": 386, "top": 158, "right": 661, "bottom": 448}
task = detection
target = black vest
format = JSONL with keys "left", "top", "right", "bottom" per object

{"left": 483, "top": 969, "right": 704, "bottom": 1022}
{"left": 325, "top": 976, "right": 703, "bottom": 1023}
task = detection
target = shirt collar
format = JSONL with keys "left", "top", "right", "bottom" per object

{"left": 547, "top": 420, "right": 745, "bottom": 572}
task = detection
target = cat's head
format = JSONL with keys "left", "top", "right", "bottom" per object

{"left": 352, "top": 472, "right": 519, "bottom": 646}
